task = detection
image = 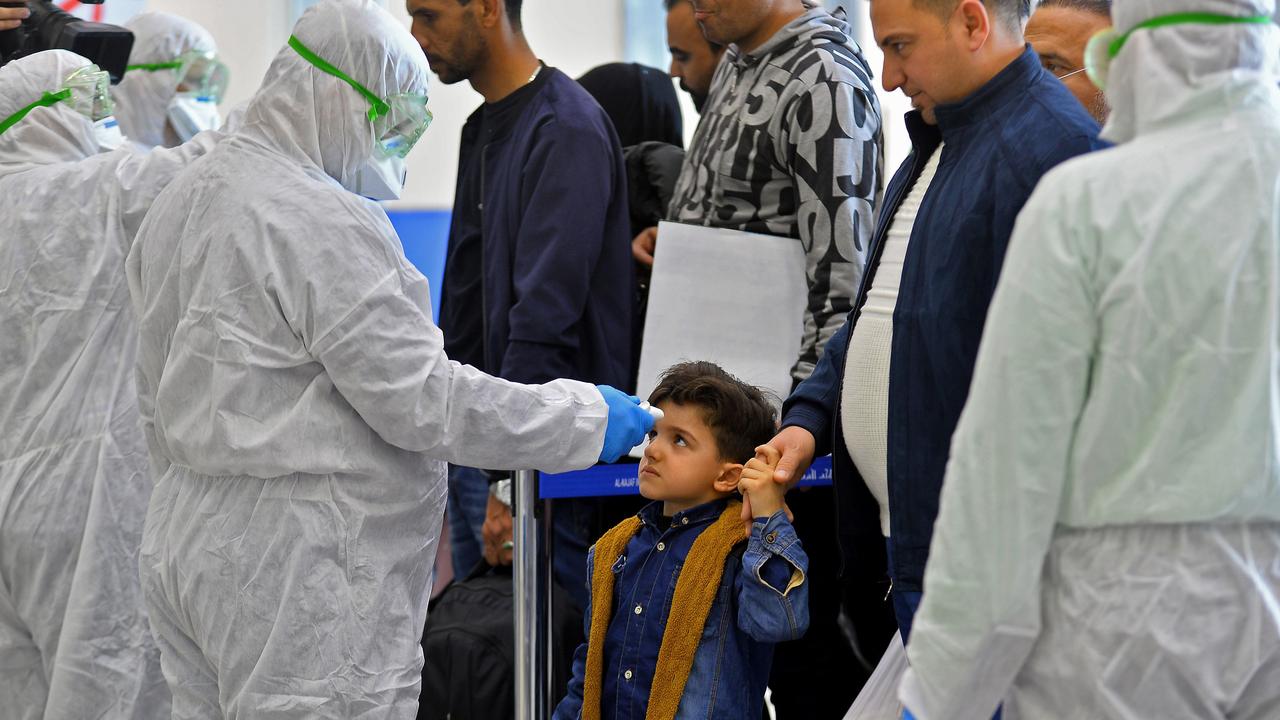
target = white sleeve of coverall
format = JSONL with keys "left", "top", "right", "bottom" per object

{"left": 111, "top": 129, "right": 222, "bottom": 242}
{"left": 298, "top": 210, "right": 608, "bottom": 474}
{"left": 898, "top": 182, "right": 1098, "bottom": 720}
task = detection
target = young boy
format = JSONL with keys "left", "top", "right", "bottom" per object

{"left": 553, "top": 361, "right": 810, "bottom": 720}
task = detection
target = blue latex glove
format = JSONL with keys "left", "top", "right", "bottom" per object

{"left": 903, "top": 709, "right": 918, "bottom": 720}
{"left": 596, "top": 385, "right": 656, "bottom": 463}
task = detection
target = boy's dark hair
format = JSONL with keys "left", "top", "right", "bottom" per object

{"left": 648, "top": 361, "right": 778, "bottom": 464}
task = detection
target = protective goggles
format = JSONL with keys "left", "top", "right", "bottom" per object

{"left": 127, "top": 49, "right": 231, "bottom": 103}
{"left": 0, "top": 65, "right": 115, "bottom": 138}
{"left": 1084, "top": 11, "right": 1272, "bottom": 89}
{"left": 288, "top": 35, "right": 432, "bottom": 159}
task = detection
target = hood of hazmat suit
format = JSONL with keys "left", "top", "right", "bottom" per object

{"left": 125, "top": 1, "right": 608, "bottom": 716}
{"left": 113, "top": 12, "right": 219, "bottom": 149}
{"left": 0, "top": 49, "right": 221, "bottom": 719}
{"left": 899, "top": 0, "right": 1280, "bottom": 718}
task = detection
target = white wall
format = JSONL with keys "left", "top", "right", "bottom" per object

{"left": 144, "top": 0, "right": 625, "bottom": 210}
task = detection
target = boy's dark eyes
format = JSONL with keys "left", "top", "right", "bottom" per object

{"left": 646, "top": 430, "right": 658, "bottom": 441}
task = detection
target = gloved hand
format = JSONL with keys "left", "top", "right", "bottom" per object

{"left": 596, "top": 385, "right": 656, "bottom": 463}
{"left": 903, "top": 709, "right": 919, "bottom": 720}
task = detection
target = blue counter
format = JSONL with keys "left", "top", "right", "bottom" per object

{"left": 539, "top": 455, "right": 833, "bottom": 499}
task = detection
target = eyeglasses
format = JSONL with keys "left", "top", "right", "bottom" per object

{"left": 1056, "top": 67, "right": 1086, "bottom": 81}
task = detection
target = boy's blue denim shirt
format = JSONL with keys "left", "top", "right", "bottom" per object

{"left": 553, "top": 497, "right": 810, "bottom": 719}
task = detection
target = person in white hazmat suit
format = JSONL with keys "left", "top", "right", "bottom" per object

{"left": 0, "top": 50, "right": 225, "bottom": 719}
{"left": 113, "top": 11, "right": 228, "bottom": 148}
{"left": 126, "top": 1, "right": 655, "bottom": 717}
{"left": 898, "top": 1, "right": 1280, "bottom": 719}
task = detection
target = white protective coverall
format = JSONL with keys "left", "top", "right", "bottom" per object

{"left": 899, "top": 1, "right": 1280, "bottom": 718}
{"left": 125, "top": 2, "right": 609, "bottom": 717}
{"left": 0, "top": 50, "right": 221, "bottom": 719}
{"left": 113, "top": 12, "right": 218, "bottom": 149}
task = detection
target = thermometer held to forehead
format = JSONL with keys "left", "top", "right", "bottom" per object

{"left": 639, "top": 401, "right": 664, "bottom": 421}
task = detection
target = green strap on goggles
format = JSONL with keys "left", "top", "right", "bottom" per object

{"left": 126, "top": 60, "right": 184, "bottom": 72}
{"left": 1108, "top": 12, "right": 1272, "bottom": 57}
{"left": 288, "top": 35, "right": 390, "bottom": 122}
{"left": 0, "top": 88, "right": 72, "bottom": 137}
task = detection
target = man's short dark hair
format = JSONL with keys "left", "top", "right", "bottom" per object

{"left": 458, "top": 0, "right": 523, "bottom": 29}
{"left": 647, "top": 361, "right": 778, "bottom": 464}
{"left": 1035, "top": 0, "right": 1111, "bottom": 17}
{"left": 914, "top": 0, "right": 1034, "bottom": 27}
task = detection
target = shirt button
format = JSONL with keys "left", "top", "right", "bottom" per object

{"left": 624, "top": 669, "right": 633, "bottom": 680}
{"left": 634, "top": 604, "right": 643, "bottom": 615}
{"left": 681, "top": 517, "right": 689, "bottom": 525}
{"left": 766, "top": 531, "right": 778, "bottom": 543}
{"left": 656, "top": 542, "right": 666, "bottom": 551}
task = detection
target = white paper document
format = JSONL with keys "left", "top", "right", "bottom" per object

{"left": 843, "top": 632, "right": 907, "bottom": 720}
{"left": 636, "top": 221, "right": 808, "bottom": 407}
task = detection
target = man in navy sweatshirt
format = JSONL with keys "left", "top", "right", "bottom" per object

{"left": 408, "top": 0, "right": 632, "bottom": 603}
{"left": 760, "top": 0, "right": 1107, "bottom": 643}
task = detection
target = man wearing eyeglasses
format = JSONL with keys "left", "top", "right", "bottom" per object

{"left": 1027, "top": 0, "right": 1112, "bottom": 123}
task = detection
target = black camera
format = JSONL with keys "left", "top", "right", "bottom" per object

{"left": 0, "top": 0, "right": 134, "bottom": 83}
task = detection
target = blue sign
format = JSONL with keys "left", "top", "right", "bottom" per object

{"left": 540, "top": 455, "right": 833, "bottom": 499}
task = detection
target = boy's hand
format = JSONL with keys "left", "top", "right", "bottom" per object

{"left": 739, "top": 445, "right": 789, "bottom": 532}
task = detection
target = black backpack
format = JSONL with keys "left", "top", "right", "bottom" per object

{"left": 418, "top": 564, "right": 583, "bottom": 720}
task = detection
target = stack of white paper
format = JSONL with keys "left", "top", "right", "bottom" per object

{"left": 636, "top": 220, "right": 808, "bottom": 409}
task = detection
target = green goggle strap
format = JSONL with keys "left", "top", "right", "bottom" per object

{"left": 1109, "top": 12, "right": 1272, "bottom": 57}
{"left": 288, "top": 35, "right": 389, "bottom": 122}
{"left": 126, "top": 60, "right": 184, "bottom": 72}
{"left": 0, "top": 89, "right": 73, "bottom": 137}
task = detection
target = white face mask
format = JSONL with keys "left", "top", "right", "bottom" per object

{"left": 167, "top": 95, "right": 222, "bottom": 143}
{"left": 350, "top": 154, "right": 407, "bottom": 202}
{"left": 93, "top": 116, "right": 125, "bottom": 151}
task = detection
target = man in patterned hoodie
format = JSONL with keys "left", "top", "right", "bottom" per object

{"left": 658, "top": 2, "right": 888, "bottom": 716}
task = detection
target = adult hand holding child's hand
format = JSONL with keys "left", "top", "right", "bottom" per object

{"left": 738, "top": 445, "right": 792, "bottom": 536}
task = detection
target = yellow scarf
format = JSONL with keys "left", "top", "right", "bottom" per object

{"left": 581, "top": 501, "right": 746, "bottom": 720}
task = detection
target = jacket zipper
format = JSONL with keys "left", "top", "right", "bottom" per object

{"left": 479, "top": 142, "right": 490, "bottom": 369}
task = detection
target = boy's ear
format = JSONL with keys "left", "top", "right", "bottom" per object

{"left": 714, "top": 463, "right": 743, "bottom": 494}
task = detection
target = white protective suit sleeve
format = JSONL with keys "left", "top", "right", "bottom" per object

{"left": 114, "top": 12, "right": 217, "bottom": 148}
{"left": 280, "top": 199, "right": 610, "bottom": 474}
{"left": 898, "top": 178, "right": 1098, "bottom": 720}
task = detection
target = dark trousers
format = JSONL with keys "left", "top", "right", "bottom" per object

{"left": 767, "top": 487, "right": 898, "bottom": 719}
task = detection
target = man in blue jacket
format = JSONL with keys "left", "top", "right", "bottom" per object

{"left": 408, "top": 0, "right": 632, "bottom": 600}
{"left": 761, "top": 0, "right": 1106, "bottom": 642}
